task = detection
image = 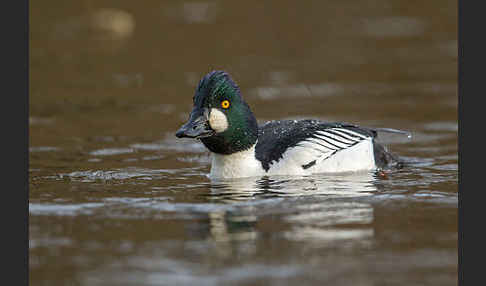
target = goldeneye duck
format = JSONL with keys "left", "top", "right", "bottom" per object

{"left": 176, "top": 70, "right": 403, "bottom": 179}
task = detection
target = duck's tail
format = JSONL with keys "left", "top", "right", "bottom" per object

{"left": 373, "top": 142, "right": 404, "bottom": 170}
{"left": 371, "top": 127, "right": 411, "bottom": 170}
{"left": 372, "top": 127, "right": 412, "bottom": 138}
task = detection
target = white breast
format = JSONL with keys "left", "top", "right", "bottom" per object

{"left": 209, "top": 145, "right": 265, "bottom": 179}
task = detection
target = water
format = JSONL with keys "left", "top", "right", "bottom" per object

{"left": 30, "top": 0, "right": 457, "bottom": 285}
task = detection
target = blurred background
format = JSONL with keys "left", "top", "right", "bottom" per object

{"left": 30, "top": 1, "right": 457, "bottom": 285}
{"left": 29, "top": 0, "right": 457, "bottom": 142}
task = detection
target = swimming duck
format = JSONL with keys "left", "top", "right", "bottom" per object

{"left": 176, "top": 70, "right": 402, "bottom": 179}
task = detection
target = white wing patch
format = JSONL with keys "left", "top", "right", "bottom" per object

{"left": 265, "top": 127, "right": 376, "bottom": 175}
{"left": 299, "top": 128, "right": 368, "bottom": 164}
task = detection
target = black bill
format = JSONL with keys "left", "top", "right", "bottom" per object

{"left": 175, "top": 107, "right": 214, "bottom": 139}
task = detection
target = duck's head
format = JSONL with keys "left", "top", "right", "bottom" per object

{"left": 175, "top": 70, "right": 258, "bottom": 154}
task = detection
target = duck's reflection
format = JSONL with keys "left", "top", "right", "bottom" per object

{"left": 205, "top": 208, "right": 259, "bottom": 258}
{"left": 208, "top": 211, "right": 257, "bottom": 243}
{"left": 208, "top": 171, "right": 378, "bottom": 201}
{"left": 203, "top": 172, "right": 380, "bottom": 251}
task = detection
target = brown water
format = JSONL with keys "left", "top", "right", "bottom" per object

{"left": 29, "top": 1, "right": 458, "bottom": 285}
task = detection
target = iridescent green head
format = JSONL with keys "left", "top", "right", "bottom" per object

{"left": 175, "top": 71, "right": 258, "bottom": 154}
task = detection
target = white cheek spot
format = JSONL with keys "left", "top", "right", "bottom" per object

{"left": 209, "top": 108, "right": 229, "bottom": 133}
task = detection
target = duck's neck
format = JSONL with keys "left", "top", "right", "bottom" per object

{"left": 208, "top": 143, "right": 263, "bottom": 179}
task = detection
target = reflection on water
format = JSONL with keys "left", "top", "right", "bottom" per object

{"left": 208, "top": 172, "right": 378, "bottom": 201}
{"left": 205, "top": 173, "right": 378, "bottom": 250}
{"left": 29, "top": 161, "right": 457, "bottom": 285}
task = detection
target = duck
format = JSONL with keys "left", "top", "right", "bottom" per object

{"left": 175, "top": 70, "right": 403, "bottom": 179}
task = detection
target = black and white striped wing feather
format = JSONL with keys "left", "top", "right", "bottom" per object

{"left": 255, "top": 120, "right": 376, "bottom": 171}
{"left": 296, "top": 127, "right": 371, "bottom": 168}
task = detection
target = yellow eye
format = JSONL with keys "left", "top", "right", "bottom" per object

{"left": 221, "top": 100, "right": 230, "bottom": 109}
